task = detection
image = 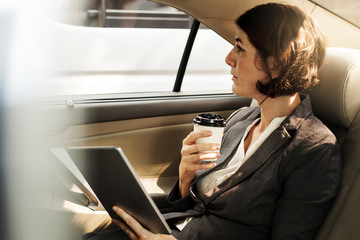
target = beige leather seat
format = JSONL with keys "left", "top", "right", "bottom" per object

{"left": 312, "top": 47, "right": 360, "bottom": 240}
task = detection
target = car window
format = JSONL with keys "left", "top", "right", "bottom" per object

{"left": 181, "top": 28, "right": 232, "bottom": 92}
{"left": 44, "top": 0, "right": 232, "bottom": 96}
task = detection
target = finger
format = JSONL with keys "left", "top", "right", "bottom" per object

{"left": 180, "top": 152, "right": 218, "bottom": 175}
{"left": 181, "top": 143, "right": 220, "bottom": 156}
{"left": 181, "top": 157, "right": 217, "bottom": 172}
{"left": 112, "top": 219, "right": 138, "bottom": 240}
{"left": 191, "top": 143, "right": 221, "bottom": 154}
{"left": 198, "top": 151, "right": 220, "bottom": 161}
{"left": 181, "top": 162, "right": 216, "bottom": 176}
{"left": 183, "top": 130, "right": 212, "bottom": 145}
{"left": 185, "top": 151, "right": 220, "bottom": 165}
{"left": 112, "top": 206, "right": 145, "bottom": 238}
{"left": 195, "top": 161, "right": 217, "bottom": 170}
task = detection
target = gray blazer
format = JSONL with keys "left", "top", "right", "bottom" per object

{"left": 164, "top": 95, "right": 342, "bottom": 240}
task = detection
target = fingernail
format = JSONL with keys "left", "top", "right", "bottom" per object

{"left": 112, "top": 206, "right": 118, "bottom": 212}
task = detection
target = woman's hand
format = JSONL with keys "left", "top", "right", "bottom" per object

{"left": 112, "top": 206, "right": 176, "bottom": 240}
{"left": 179, "top": 130, "right": 220, "bottom": 198}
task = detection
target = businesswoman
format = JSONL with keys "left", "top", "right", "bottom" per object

{"left": 88, "top": 3, "right": 342, "bottom": 240}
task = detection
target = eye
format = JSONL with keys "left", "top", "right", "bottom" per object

{"left": 236, "top": 45, "right": 245, "bottom": 52}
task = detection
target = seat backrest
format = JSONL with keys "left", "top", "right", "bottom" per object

{"left": 313, "top": 47, "right": 360, "bottom": 240}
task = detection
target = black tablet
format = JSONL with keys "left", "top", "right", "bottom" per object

{"left": 67, "top": 146, "right": 172, "bottom": 235}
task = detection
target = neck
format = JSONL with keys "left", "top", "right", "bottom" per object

{"left": 256, "top": 93, "right": 301, "bottom": 130}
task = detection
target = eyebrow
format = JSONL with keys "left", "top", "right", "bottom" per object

{"left": 235, "top": 37, "right": 243, "bottom": 44}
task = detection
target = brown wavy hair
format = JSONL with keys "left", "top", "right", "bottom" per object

{"left": 236, "top": 3, "right": 326, "bottom": 98}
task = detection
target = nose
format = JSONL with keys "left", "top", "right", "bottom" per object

{"left": 225, "top": 47, "right": 235, "bottom": 67}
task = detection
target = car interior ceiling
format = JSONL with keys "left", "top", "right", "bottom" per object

{"left": 152, "top": 0, "right": 360, "bottom": 50}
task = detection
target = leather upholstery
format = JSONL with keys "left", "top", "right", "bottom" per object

{"left": 310, "top": 47, "right": 360, "bottom": 129}
{"left": 314, "top": 47, "right": 360, "bottom": 240}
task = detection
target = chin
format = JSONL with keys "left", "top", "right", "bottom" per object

{"left": 232, "top": 86, "right": 247, "bottom": 98}
{"left": 231, "top": 87, "right": 241, "bottom": 96}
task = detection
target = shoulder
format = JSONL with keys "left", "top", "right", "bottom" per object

{"left": 294, "top": 114, "right": 338, "bottom": 148}
{"left": 281, "top": 114, "right": 341, "bottom": 174}
{"left": 278, "top": 115, "right": 342, "bottom": 190}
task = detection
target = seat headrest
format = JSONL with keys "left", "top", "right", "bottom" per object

{"left": 309, "top": 47, "right": 360, "bottom": 129}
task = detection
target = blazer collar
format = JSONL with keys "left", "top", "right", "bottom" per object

{"left": 194, "top": 94, "right": 314, "bottom": 203}
{"left": 282, "top": 94, "right": 313, "bottom": 131}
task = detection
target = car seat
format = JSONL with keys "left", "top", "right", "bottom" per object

{"left": 312, "top": 47, "right": 360, "bottom": 240}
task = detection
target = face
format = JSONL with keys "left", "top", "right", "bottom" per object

{"left": 225, "top": 28, "right": 268, "bottom": 100}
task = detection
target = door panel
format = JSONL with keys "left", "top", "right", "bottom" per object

{"left": 61, "top": 111, "right": 233, "bottom": 210}
{"left": 39, "top": 94, "right": 251, "bottom": 238}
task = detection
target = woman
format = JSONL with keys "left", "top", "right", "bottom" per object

{"left": 87, "top": 3, "right": 342, "bottom": 240}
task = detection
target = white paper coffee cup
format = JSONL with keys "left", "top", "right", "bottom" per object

{"left": 193, "top": 113, "right": 226, "bottom": 161}
{"left": 193, "top": 124, "right": 225, "bottom": 145}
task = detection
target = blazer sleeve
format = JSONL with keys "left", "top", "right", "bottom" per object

{"left": 271, "top": 133, "right": 342, "bottom": 240}
{"left": 166, "top": 179, "right": 195, "bottom": 212}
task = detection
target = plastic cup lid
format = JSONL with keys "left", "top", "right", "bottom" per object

{"left": 193, "top": 113, "right": 225, "bottom": 127}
